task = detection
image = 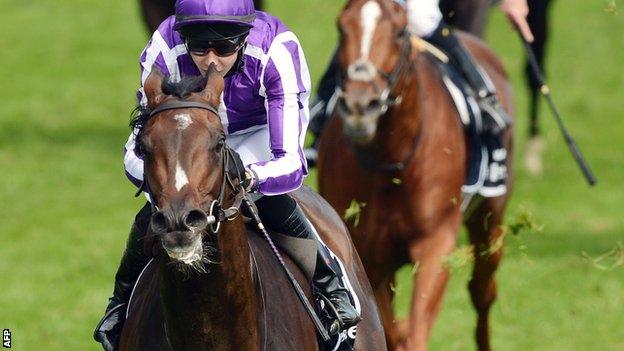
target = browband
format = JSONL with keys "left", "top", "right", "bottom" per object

{"left": 149, "top": 101, "right": 219, "bottom": 117}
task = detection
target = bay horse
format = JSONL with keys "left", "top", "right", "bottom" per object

{"left": 119, "top": 65, "right": 386, "bottom": 350}
{"left": 316, "top": 1, "right": 514, "bottom": 350}
{"left": 139, "top": 0, "right": 264, "bottom": 34}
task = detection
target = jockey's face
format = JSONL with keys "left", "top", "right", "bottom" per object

{"left": 189, "top": 49, "right": 239, "bottom": 77}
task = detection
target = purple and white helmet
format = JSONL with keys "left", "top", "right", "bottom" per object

{"left": 173, "top": 0, "right": 256, "bottom": 39}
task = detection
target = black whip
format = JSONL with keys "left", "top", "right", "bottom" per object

{"left": 242, "top": 195, "right": 331, "bottom": 341}
{"left": 518, "top": 30, "right": 597, "bottom": 186}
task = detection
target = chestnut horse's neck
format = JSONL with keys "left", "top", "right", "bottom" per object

{"left": 158, "top": 214, "right": 259, "bottom": 350}
{"left": 360, "top": 56, "right": 424, "bottom": 171}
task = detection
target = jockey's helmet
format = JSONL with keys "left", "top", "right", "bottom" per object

{"left": 174, "top": 0, "right": 255, "bottom": 41}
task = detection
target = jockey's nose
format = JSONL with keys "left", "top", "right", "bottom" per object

{"left": 151, "top": 208, "right": 209, "bottom": 234}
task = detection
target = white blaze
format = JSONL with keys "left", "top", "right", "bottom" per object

{"left": 175, "top": 161, "right": 189, "bottom": 191}
{"left": 360, "top": 1, "right": 382, "bottom": 60}
{"left": 174, "top": 113, "right": 192, "bottom": 130}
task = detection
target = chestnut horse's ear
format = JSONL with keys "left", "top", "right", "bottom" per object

{"left": 202, "top": 63, "right": 225, "bottom": 106}
{"left": 390, "top": 0, "right": 408, "bottom": 33}
{"left": 144, "top": 65, "right": 166, "bottom": 110}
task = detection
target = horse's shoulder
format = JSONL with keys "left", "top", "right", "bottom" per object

{"left": 457, "top": 31, "right": 509, "bottom": 80}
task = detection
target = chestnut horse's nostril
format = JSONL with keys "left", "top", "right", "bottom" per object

{"left": 151, "top": 211, "right": 170, "bottom": 235}
{"left": 184, "top": 209, "right": 208, "bottom": 231}
{"left": 367, "top": 99, "right": 382, "bottom": 112}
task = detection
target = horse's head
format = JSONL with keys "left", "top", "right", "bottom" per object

{"left": 136, "top": 64, "right": 231, "bottom": 268}
{"left": 336, "top": 0, "right": 411, "bottom": 144}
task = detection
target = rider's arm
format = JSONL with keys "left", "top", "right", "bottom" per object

{"left": 250, "top": 32, "right": 312, "bottom": 195}
{"left": 125, "top": 17, "right": 179, "bottom": 188}
{"left": 500, "top": 0, "right": 534, "bottom": 42}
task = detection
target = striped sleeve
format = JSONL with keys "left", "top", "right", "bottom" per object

{"left": 125, "top": 21, "right": 183, "bottom": 188}
{"left": 251, "top": 31, "right": 312, "bottom": 195}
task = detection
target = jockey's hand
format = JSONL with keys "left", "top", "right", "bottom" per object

{"left": 500, "top": 0, "right": 534, "bottom": 43}
{"left": 228, "top": 150, "right": 257, "bottom": 192}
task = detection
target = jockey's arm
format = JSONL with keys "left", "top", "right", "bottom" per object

{"left": 500, "top": 0, "right": 534, "bottom": 42}
{"left": 249, "top": 33, "right": 312, "bottom": 196}
{"left": 124, "top": 25, "right": 172, "bottom": 189}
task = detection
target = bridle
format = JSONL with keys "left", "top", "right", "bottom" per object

{"left": 135, "top": 101, "right": 245, "bottom": 234}
{"left": 336, "top": 29, "right": 413, "bottom": 115}
{"left": 337, "top": 29, "right": 421, "bottom": 173}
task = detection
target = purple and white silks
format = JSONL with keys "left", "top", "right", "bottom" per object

{"left": 124, "top": 11, "right": 311, "bottom": 196}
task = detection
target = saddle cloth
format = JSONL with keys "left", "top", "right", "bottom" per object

{"left": 426, "top": 52, "right": 509, "bottom": 204}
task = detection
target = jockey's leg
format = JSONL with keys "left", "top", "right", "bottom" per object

{"left": 425, "top": 22, "right": 512, "bottom": 133}
{"left": 93, "top": 203, "right": 151, "bottom": 351}
{"left": 255, "top": 194, "right": 362, "bottom": 334}
{"left": 304, "top": 50, "right": 340, "bottom": 167}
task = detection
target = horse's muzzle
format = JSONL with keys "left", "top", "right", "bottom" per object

{"left": 151, "top": 208, "right": 208, "bottom": 264}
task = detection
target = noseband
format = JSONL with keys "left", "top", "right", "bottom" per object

{"left": 337, "top": 29, "right": 413, "bottom": 114}
{"left": 136, "top": 101, "right": 245, "bottom": 234}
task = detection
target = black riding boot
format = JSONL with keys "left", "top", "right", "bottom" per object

{"left": 426, "top": 23, "right": 513, "bottom": 134}
{"left": 256, "top": 195, "right": 361, "bottom": 334}
{"left": 93, "top": 203, "right": 152, "bottom": 351}
{"left": 304, "top": 50, "right": 341, "bottom": 167}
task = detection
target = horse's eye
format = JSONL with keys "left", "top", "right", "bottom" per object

{"left": 215, "top": 136, "right": 226, "bottom": 151}
{"left": 136, "top": 140, "right": 149, "bottom": 157}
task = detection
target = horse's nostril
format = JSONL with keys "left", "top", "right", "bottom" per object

{"left": 368, "top": 99, "right": 381, "bottom": 111}
{"left": 151, "top": 211, "right": 169, "bottom": 234}
{"left": 184, "top": 209, "right": 208, "bottom": 230}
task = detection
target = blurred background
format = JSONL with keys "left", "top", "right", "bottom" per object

{"left": 0, "top": 0, "right": 622, "bottom": 350}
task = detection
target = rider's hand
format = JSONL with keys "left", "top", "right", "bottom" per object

{"left": 228, "top": 150, "right": 257, "bottom": 192}
{"left": 241, "top": 169, "right": 257, "bottom": 193}
{"left": 500, "top": 0, "right": 534, "bottom": 43}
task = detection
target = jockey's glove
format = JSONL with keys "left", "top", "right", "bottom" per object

{"left": 228, "top": 149, "right": 258, "bottom": 193}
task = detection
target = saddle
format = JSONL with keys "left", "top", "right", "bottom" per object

{"left": 412, "top": 37, "right": 509, "bottom": 205}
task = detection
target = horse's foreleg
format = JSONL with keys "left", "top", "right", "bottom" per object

{"left": 373, "top": 279, "right": 400, "bottom": 351}
{"left": 466, "top": 198, "right": 506, "bottom": 351}
{"left": 405, "top": 225, "right": 459, "bottom": 351}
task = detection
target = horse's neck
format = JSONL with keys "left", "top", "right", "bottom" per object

{"left": 159, "top": 217, "right": 259, "bottom": 350}
{"left": 370, "top": 64, "right": 423, "bottom": 161}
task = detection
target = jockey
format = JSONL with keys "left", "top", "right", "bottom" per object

{"left": 93, "top": 1, "right": 361, "bottom": 349}
{"left": 305, "top": 0, "right": 534, "bottom": 169}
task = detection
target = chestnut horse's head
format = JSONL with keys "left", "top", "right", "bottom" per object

{"left": 336, "top": 0, "right": 411, "bottom": 144}
{"left": 135, "top": 64, "right": 236, "bottom": 269}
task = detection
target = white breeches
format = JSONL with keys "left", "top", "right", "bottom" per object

{"left": 225, "top": 126, "right": 272, "bottom": 166}
{"left": 406, "top": 0, "right": 443, "bottom": 37}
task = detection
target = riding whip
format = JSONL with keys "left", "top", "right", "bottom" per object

{"left": 242, "top": 195, "right": 332, "bottom": 341}
{"left": 517, "top": 29, "right": 597, "bottom": 186}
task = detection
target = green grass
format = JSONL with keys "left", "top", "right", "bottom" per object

{"left": 0, "top": 0, "right": 622, "bottom": 350}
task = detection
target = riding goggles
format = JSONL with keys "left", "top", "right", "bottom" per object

{"left": 185, "top": 37, "right": 245, "bottom": 57}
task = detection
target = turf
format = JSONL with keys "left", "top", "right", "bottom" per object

{"left": 0, "top": 0, "right": 622, "bottom": 350}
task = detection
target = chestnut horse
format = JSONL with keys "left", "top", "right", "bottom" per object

{"left": 317, "top": 1, "right": 513, "bottom": 350}
{"left": 119, "top": 66, "right": 386, "bottom": 350}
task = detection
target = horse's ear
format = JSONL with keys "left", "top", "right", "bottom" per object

{"left": 202, "top": 63, "right": 225, "bottom": 105}
{"left": 144, "top": 65, "right": 166, "bottom": 109}
{"left": 391, "top": 1, "right": 408, "bottom": 33}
